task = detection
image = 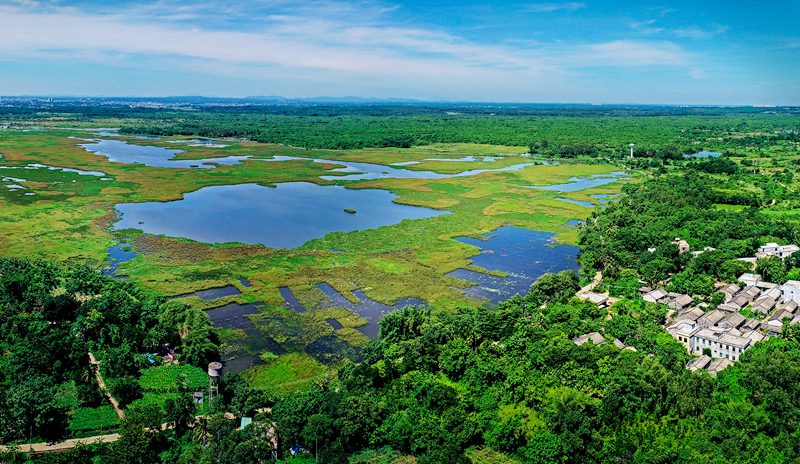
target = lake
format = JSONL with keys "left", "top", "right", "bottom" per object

{"left": 447, "top": 226, "right": 580, "bottom": 304}
{"left": 113, "top": 182, "right": 449, "bottom": 248}
{"left": 80, "top": 139, "right": 250, "bottom": 168}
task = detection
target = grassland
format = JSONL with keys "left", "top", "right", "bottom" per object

{"left": 241, "top": 353, "right": 328, "bottom": 394}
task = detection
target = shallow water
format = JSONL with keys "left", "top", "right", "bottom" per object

{"left": 102, "top": 243, "right": 136, "bottom": 277}
{"left": 423, "top": 155, "right": 497, "bottom": 162}
{"left": 204, "top": 301, "right": 287, "bottom": 372}
{"left": 556, "top": 197, "right": 594, "bottom": 207}
{"left": 279, "top": 287, "right": 306, "bottom": 312}
{"left": 164, "top": 138, "right": 229, "bottom": 148}
{"left": 80, "top": 139, "right": 250, "bottom": 168}
{"left": 305, "top": 335, "right": 362, "bottom": 365}
{"left": 263, "top": 155, "right": 536, "bottom": 181}
{"left": 530, "top": 172, "right": 627, "bottom": 192}
{"left": 195, "top": 285, "right": 242, "bottom": 300}
{"left": 326, "top": 318, "right": 344, "bottom": 330}
{"left": 26, "top": 163, "right": 106, "bottom": 177}
{"left": 78, "top": 138, "right": 545, "bottom": 180}
{"left": 316, "top": 283, "right": 425, "bottom": 338}
{"left": 114, "top": 182, "right": 449, "bottom": 249}
{"left": 446, "top": 226, "right": 580, "bottom": 304}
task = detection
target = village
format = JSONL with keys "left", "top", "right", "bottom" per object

{"left": 576, "top": 240, "right": 800, "bottom": 376}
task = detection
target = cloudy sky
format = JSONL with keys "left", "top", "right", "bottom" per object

{"left": 0, "top": 0, "right": 798, "bottom": 104}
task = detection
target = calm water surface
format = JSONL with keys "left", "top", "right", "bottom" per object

{"left": 530, "top": 172, "right": 628, "bottom": 192}
{"left": 114, "top": 182, "right": 449, "bottom": 248}
{"left": 80, "top": 139, "right": 249, "bottom": 168}
{"left": 447, "top": 226, "right": 580, "bottom": 304}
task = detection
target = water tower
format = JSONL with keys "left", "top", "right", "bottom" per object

{"left": 629, "top": 143, "right": 635, "bottom": 159}
{"left": 208, "top": 362, "right": 222, "bottom": 403}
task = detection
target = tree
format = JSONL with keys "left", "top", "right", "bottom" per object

{"left": 438, "top": 338, "right": 472, "bottom": 378}
{"left": 755, "top": 257, "right": 788, "bottom": 284}
{"left": 527, "top": 271, "right": 580, "bottom": 307}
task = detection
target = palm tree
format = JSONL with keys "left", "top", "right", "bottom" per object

{"left": 193, "top": 416, "right": 210, "bottom": 448}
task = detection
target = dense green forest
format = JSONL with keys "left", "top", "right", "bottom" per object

{"left": 578, "top": 168, "right": 800, "bottom": 296}
{"left": 10, "top": 290, "right": 800, "bottom": 463}
{"left": 3, "top": 101, "right": 799, "bottom": 154}
{"left": 5, "top": 272, "right": 800, "bottom": 463}
{"left": 0, "top": 259, "right": 218, "bottom": 445}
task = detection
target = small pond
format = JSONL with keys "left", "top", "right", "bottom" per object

{"left": 683, "top": 151, "right": 722, "bottom": 158}
{"left": 172, "top": 285, "right": 242, "bottom": 301}
{"left": 446, "top": 226, "right": 580, "bottom": 304}
{"left": 102, "top": 243, "right": 136, "bottom": 278}
{"left": 279, "top": 287, "right": 306, "bottom": 312}
{"left": 114, "top": 182, "right": 449, "bottom": 249}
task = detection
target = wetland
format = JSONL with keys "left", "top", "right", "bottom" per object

{"left": 0, "top": 124, "right": 638, "bottom": 391}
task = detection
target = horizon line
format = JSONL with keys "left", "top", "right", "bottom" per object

{"left": 1, "top": 95, "right": 798, "bottom": 108}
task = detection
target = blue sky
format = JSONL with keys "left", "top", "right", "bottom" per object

{"left": 0, "top": 0, "right": 798, "bottom": 104}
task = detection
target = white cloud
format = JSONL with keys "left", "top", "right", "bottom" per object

{"left": 690, "top": 69, "right": 709, "bottom": 79}
{"left": 630, "top": 20, "right": 664, "bottom": 35}
{"left": 674, "top": 24, "right": 728, "bottom": 39}
{"left": 522, "top": 2, "right": 586, "bottom": 13}
{"left": 0, "top": 2, "right": 704, "bottom": 100}
{"left": 585, "top": 40, "right": 685, "bottom": 66}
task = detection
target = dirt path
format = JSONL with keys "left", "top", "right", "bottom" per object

{"left": 88, "top": 352, "right": 125, "bottom": 420}
{"left": 577, "top": 271, "right": 603, "bottom": 296}
{"left": 0, "top": 433, "right": 121, "bottom": 454}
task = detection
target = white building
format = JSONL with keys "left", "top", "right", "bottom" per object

{"left": 738, "top": 273, "right": 762, "bottom": 287}
{"left": 757, "top": 243, "right": 800, "bottom": 260}
{"left": 781, "top": 280, "right": 800, "bottom": 304}
{"left": 690, "top": 327, "right": 751, "bottom": 361}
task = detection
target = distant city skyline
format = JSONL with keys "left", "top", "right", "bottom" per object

{"left": 0, "top": 0, "right": 798, "bottom": 105}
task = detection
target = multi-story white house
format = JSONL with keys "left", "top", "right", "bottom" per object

{"left": 690, "top": 328, "right": 751, "bottom": 361}
{"left": 757, "top": 243, "right": 800, "bottom": 260}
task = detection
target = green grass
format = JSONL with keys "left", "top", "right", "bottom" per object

{"left": 242, "top": 353, "right": 327, "bottom": 394}
{"left": 139, "top": 364, "right": 209, "bottom": 392}
{"left": 714, "top": 204, "right": 747, "bottom": 212}
{"left": 68, "top": 405, "right": 120, "bottom": 433}
{"left": 762, "top": 208, "right": 800, "bottom": 217}
{"left": 466, "top": 447, "right": 523, "bottom": 464}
